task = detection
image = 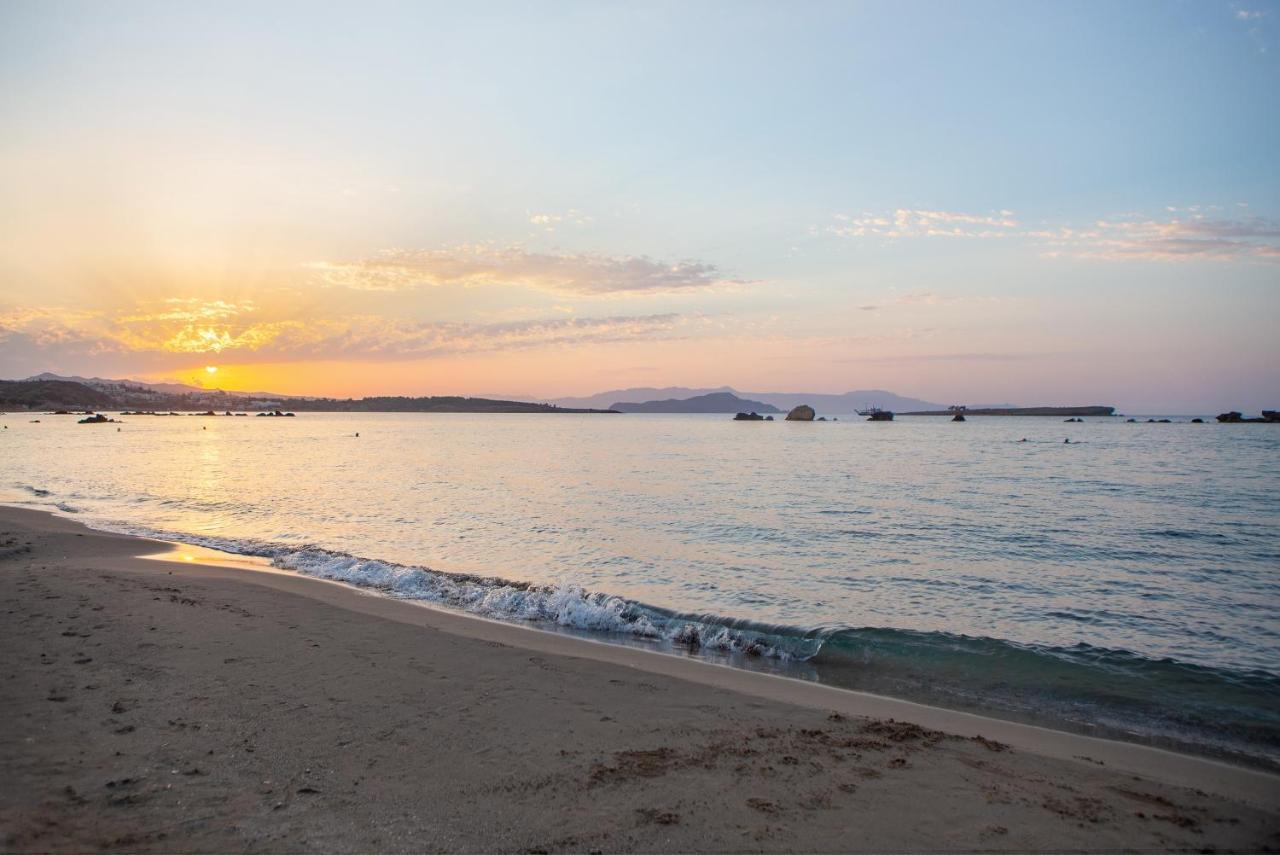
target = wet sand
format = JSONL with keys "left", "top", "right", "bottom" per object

{"left": 2, "top": 505, "right": 1276, "bottom": 852}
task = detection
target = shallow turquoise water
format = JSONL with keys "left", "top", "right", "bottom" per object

{"left": 3, "top": 412, "right": 1277, "bottom": 765}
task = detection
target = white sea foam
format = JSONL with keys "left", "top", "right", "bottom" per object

{"left": 266, "top": 546, "right": 805, "bottom": 657}
{"left": 55, "top": 511, "right": 809, "bottom": 661}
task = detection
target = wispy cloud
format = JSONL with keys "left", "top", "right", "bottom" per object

{"left": 115, "top": 297, "right": 256, "bottom": 325}
{"left": 308, "top": 245, "right": 740, "bottom": 296}
{"left": 271, "top": 313, "right": 690, "bottom": 360}
{"left": 528, "top": 209, "right": 594, "bottom": 231}
{"left": 825, "top": 207, "right": 1280, "bottom": 263}
{"left": 1041, "top": 215, "right": 1280, "bottom": 262}
{"left": 828, "top": 208, "right": 1020, "bottom": 239}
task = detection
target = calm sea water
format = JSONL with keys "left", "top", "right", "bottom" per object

{"left": 3, "top": 411, "right": 1277, "bottom": 766}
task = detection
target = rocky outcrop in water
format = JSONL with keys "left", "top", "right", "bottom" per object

{"left": 905, "top": 406, "right": 1114, "bottom": 417}
{"left": 733, "top": 412, "right": 766, "bottom": 421}
{"left": 1217, "top": 411, "right": 1280, "bottom": 423}
{"left": 785, "top": 405, "right": 815, "bottom": 421}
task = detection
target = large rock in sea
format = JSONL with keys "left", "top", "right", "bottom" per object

{"left": 785, "top": 404, "right": 815, "bottom": 421}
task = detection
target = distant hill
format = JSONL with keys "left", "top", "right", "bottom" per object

{"left": 0, "top": 380, "right": 115, "bottom": 409}
{"left": 611, "top": 392, "right": 782, "bottom": 414}
{"left": 551, "top": 386, "right": 732, "bottom": 410}
{"left": 550, "top": 386, "right": 948, "bottom": 413}
{"left": 24, "top": 372, "right": 254, "bottom": 397}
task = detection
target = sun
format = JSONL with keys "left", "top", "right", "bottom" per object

{"left": 204, "top": 365, "right": 218, "bottom": 375}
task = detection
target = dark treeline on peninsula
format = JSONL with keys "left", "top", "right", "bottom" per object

{"left": 0, "top": 380, "right": 615, "bottom": 414}
{"left": 285, "top": 396, "right": 614, "bottom": 414}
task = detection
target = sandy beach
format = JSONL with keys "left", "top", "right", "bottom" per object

{"left": 1, "top": 505, "right": 1276, "bottom": 853}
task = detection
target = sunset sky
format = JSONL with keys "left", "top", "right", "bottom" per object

{"left": 2, "top": 1, "right": 1277, "bottom": 411}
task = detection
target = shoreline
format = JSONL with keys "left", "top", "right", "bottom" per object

{"left": 13, "top": 504, "right": 1280, "bottom": 802}
{"left": 3, "top": 504, "right": 1277, "bottom": 851}
{"left": 134, "top": 539, "right": 1278, "bottom": 799}
{"left": 15, "top": 499, "right": 1276, "bottom": 775}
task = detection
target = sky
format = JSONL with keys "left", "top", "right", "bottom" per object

{"left": 1, "top": 0, "right": 1277, "bottom": 412}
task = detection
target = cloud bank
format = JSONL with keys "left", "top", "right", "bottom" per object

{"left": 827, "top": 208, "right": 1280, "bottom": 262}
{"left": 309, "top": 245, "right": 738, "bottom": 295}
{"left": 1045, "top": 215, "right": 1280, "bottom": 262}
{"left": 0, "top": 299, "right": 691, "bottom": 374}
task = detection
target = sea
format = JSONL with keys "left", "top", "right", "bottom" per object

{"left": 2, "top": 411, "right": 1277, "bottom": 768}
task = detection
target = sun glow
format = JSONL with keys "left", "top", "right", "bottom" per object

{"left": 205, "top": 365, "right": 218, "bottom": 375}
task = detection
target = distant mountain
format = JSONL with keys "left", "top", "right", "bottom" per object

{"left": 551, "top": 386, "right": 955, "bottom": 414}
{"left": 611, "top": 392, "right": 783, "bottom": 414}
{"left": 9, "top": 373, "right": 1010, "bottom": 416}
{"left": 550, "top": 386, "right": 732, "bottom": 410}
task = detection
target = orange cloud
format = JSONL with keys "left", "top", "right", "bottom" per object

{"left": 0, "top": 297, "right": 694, "bottom": 373}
